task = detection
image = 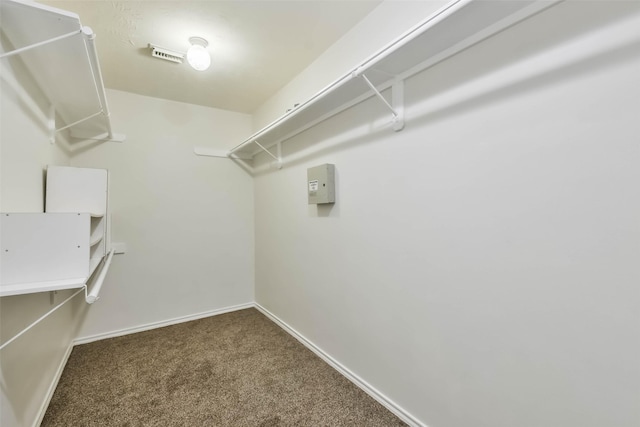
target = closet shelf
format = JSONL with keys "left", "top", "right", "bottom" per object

{"left": 90, "top": 234, "right": 104, "bottom": 247}
{"left": 0, "top": 0, "right": 125, "bottom": 142}
{"left": 0, "top": 233, "right": 111, "bottom": 298}
{"left": 0, "top": 278, "right": 86, "bottom": 298}
{"left": 217, "top": 0, "right": 560, "bottom": 163}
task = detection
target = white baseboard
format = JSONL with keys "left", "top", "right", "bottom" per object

{"left": 33, "top": 342, "right": 74, "bottom": 427}
{"left": 253, "top": 303, "right": 425, "bottom": 427}
{"left": 44, "top": 302, "right": 423, "bottom": 427}
{"left": 73, "top": 302, "right": 254, "bottom": 345}
{"left": 34, "top": 303, "right": 253, "bottom": 425}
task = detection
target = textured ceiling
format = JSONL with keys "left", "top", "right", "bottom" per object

{"left": 39, "top": 0, "right": 382, "bottom": 114}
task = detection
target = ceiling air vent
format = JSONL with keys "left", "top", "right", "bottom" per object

{"left": 148, "top": 43, "right": 184, "bottom": 64}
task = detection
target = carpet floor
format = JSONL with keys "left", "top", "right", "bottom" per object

{"left": 43, "top": 308, "right": 406, "bottom": 426}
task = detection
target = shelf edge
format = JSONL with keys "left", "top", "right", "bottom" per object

{"left": 0, "top": 278, "right": 86, "bottom": 297}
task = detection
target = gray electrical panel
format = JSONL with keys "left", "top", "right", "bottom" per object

{"left": 307, "top": 164, "right": 335, "bottom": 204}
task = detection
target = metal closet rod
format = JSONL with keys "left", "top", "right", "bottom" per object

{"left": 0, "top": 249, "right": 115, "bottom": 352}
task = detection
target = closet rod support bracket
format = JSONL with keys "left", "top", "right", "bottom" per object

{"left": 359, "top": 73, "right": 404, "bottom": 132}
{"left": 254, "top": 140, "right": 283, "bottom": 169}
{"left": 391, "top": 79, "right": 405, "bottom": 132}
{"left": 274, "top": 141, "right": 283, "bottom": 169}
{"left": 48, "top": 105, "right": 56, "bottom": 144}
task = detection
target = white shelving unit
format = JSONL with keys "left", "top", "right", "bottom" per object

{"left": 0, "top": 166, "right": 111, "bottom": 298}
{"left": 0, "top": 213, "right": 91, "bottom": 297}
{"left": 0, "top": 0, "right": 124, "bottom": 142}
{"left": 46, "top": 166, "right": 109, "bottom": 280}
{"left": 195, "top": 0, "right": 561, "bottom": 166}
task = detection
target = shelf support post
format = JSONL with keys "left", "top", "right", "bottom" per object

{"left": 359, "top": 73, "right": 404, "bottom": 132}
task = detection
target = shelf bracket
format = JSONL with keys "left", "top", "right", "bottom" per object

{"left": 254, "top": 140, "right": 283, "bottom": 169}
{"left": 48, "top": 105, "right": 56, "bottom": 144}
{"left": 55, "top": 110, "right": 103, "bottom": 134}
{"left": 391, "top": 79, "right": 405, "bottom": 132}
{"left": 68, "top": 129, "right": 126, "bottom": 143}
{"left": 194, "top": 147, "right": 251, "bottom": 160}
{"left": 358, "top": 73, "right": 404, "bottom": 132}
{"left": 54, "top": 110, "right": 126, "bottom": 143}
{"left": 0, "top": 29, "right": 81, "bottom": 59}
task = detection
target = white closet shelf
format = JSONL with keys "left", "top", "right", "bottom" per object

{"left": 0, "top": 253, "right": 109, "bottom": 298}
{"left": 0, "top": 278, "right": 87, "bottom": 298}
{"left": 90, "top": 234, "right": 104, "bottom": 247}
{"left": 0, "top": 249, "right": 114, "bottom": 352}
{"left": 212, "top": 0, "right": 560, "bottom": 164}
{"left": 0, "top": 0, "right": 125, "bottom": 142}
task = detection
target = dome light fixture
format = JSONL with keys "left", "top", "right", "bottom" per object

{"left": 186, "top": 37, "right": 210, "bottom": 71}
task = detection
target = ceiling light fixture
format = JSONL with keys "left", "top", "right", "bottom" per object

{"left": 187, "top": 37, "right": 210, "bottom": 71}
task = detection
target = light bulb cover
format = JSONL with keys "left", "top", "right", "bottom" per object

{"left": 187, "top": 37, "right": 210, "bottom": 71}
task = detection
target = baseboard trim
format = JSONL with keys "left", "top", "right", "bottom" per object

{"left": 45, "top": 302, "right": 423, "bottom": 427}
{"left": 73, "top": 302, "right": 254, "bottom": 345}
{"left": 254, "top": 303, "right": 425, "bottom": 427}
{"left": 33, "top": 342, "right": 74, "bottom": 427}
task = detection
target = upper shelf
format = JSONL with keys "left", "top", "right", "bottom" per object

{"left": 226, "top": 0, "right": 561, "bottom": 160}
{"left": 0, "top": 0, "right": 124, "bottom": 142}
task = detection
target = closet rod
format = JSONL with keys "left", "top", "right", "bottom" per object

{"left": 82, "top": 27, "right": 114, "bottom": 139}
{"left": 0, "top": 249, "right": 115, "bottom": 351}
{"left": 86, "top": 249, "right": 114, "bottom": 304}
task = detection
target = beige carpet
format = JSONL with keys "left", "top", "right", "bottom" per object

{"left": 43, "top": 308, "right": 406, "bottom": 426}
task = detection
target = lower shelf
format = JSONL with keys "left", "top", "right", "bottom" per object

{"left": 0, "top": 278, "right": 86, "bottom": 297}
{"left": 0, "top": 212, "right": 109, "bottom": 298}
{"left": 0, "top": 255, "right": 107, "bottom": 298}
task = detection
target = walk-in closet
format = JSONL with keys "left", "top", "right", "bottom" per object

{"left": 1, "top": 0, "right": 639, "bottom": 426}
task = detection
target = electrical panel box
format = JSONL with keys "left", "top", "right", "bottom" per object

{"left": 307, "top": 164, "right": 335, "bottom": 204}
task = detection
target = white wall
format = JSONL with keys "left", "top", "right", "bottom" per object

{"left": 2, "top": 60, "right": 254, "bottom": 427}
{"left": 69, "top": 89, "right": 254, "bottom": 340}
{"left": 0, "top": 42, "right": 78, "bottom": 427}
{"left": 254, "top": 2, "right": 640, "bottom": 426}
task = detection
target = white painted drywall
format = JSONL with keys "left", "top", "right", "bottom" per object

{"left": 0, "top": 44, "right": 78, "bottom": 427}
{"left": 69, "top": 89, "right": 255, "bottom": 340}
{"left": 1, "top": 50, "right": 254, "bottom": 427}
{"left": 254, "top": 2, "right": 640, "bottom": 426}
{"left": 251, "top": 0, "right": 449, "bottom": 130}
